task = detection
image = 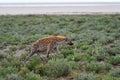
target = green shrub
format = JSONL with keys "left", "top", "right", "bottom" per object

{"left": 75, "top": 42, "right": 82, "bottom": 49}
{"left": 19, "top": 45, "right": 26, "bottom": 50}
{"left": 20, "top": 53, "right": 28, "bottom": 61}
{"left": 61, "top": 49, "right": 74, "bottom": 58}
{"left": 56, "top": 78, "right": 67, "bottom": 80}
{"left": 0, "top": 42, "right": 7, "bottom": 49}
{"left": 97, "top": 16, "right": 111, "bottom": 25}
{"left": 6, "top": 74, "right": 25, "bottom": 80}
{"left": 0, "top": 58, "right": 10, "bottom": 67}
{"left": 85, "top": 61, "right": 112, "bottom": 73}
{"left": 0, "top": 77, "right": 6, "bottom": 80}
{"left": 80, "top": 44, "right": 90, "bottom": 50}
{"left": 0, "top": 52, "right": 7, "bottom": 60}
{"left": 102, "top": 63, "right": 112, "bottom": 72}
{"left": 73, "top": 73, "right": 99, "bottom": 80}
{"left": 106, "top": 45, "right": 120, "bottom": 56}
{"left": 106, "top": 55, "right": 120, "bottom": 65}
{"left": 109, "top": 68, "right": 120, "bottom": 78}
{"left": 92, "top": 44, "right": 109, "bottom": 61}
{"left": 10, "top": 57, "right": 23, "bottom": 68}
{"left": 0, "top": 66, "right": 16, "bottom": 76}
{"left": 66, "top": 53, "right": 84, "bottom": 62}
{"left": 103, "top": 75, "right": 120, "bottom": 80}
{"left": 43, "top": 59, "right": 71, "bottom": 77}
{"left": 85, "top": 62, "right": 102, "bottom": 73}
{"left": 94, "top": 53, "right": 109, "bottom": 61}
{"left": 9, "top": 46, "right": 17, "bottom": 52}
{"left": 83, "top": 54, "right": 97, "bottom": 62}
{"left": 34, "top": 64, "right": 44, "bottom": 74}
{"left": 1, "top": 55, "right": 23, "bottom": 68}
{"left": 68, "top": 61, "right": 80, "bottom": 70}
{"left": 18, "top": 67, "right": 30, "bottom": 76}
{"left": 98, "top": 35, "right": 114, "bottom": 45}
{"left": 66, "top": 55, "right": 75, "bottom": 61}
{"left": 26, "top": 72, "right": 43, "bottom": 80}
{"left": 94, "top": 53, "right": 108, "bottom": 61}
{"left": 26, "top": 56, "right": 42, "bottom": 70}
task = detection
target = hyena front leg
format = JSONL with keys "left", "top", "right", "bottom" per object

{"left": 54, "top": 46, "right": 63, "bottom": 57}
{"left": 46, "top": 42, "right": 55, "bottom": 57}
{"left": 54, "top": 46, "right": 60, "bottom": 54}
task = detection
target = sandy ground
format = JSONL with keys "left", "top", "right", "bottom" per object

{"left": 0, "top": 5, "right": 120, "bottom": 15}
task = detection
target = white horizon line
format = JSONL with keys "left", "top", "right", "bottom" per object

{"left": 0, "top": 2, "right": 120, "bottom": 4}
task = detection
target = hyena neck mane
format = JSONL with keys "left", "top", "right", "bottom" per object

{"left": 55, "top": 36, "right": 67, "bottom": 42}
{"left": 45, "top": 36, "right": 67, "bottom": 44}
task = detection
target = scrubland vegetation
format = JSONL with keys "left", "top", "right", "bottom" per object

{"left": 0, "top": 14, "right": 120, "bottom": 80}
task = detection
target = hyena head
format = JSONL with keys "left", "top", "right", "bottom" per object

{"left": 65, "top": 38, "right": 74, "bottom": 45}
{"left": 56, "top": 36, "right": 74, "bottom": 45}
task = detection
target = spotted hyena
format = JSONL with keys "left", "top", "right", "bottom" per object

{"left": 24, "top": 35, "right": 73, "bottom": 62}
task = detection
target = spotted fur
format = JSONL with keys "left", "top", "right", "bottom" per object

{"left": 24, "top": 36, "right": 73, "bottom": 62}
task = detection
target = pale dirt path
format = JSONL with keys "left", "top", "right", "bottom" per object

{"left": 0, "top": 45, "right": 53, "bottom": 57}
{"left": 0, "top": 6, "right": 120, "bottom": 15}
{"left": 0, "top": 45, "right": 26, "bottom": 57}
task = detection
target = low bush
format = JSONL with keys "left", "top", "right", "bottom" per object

{"left": 18, "top": 67, "right": 30, "bottom": 76}
{"left": 6, "top": 74, "right": 25, "bottom": 80}
{"left": 34, "top": 64, "right": 44, "bottom": 74}
{"left": 73, "top": 73, "right": 99, "bottom": 80}
{"left": 1, "top": 55, "right": 23, "bottom": 68}
{"left": 102, "top": 63, "right": 112, "bottom": 72}
{"left": 80, "top": 44, "right": 90, "bottom": 50}
{"left": 61, "top": 49, "right": 74, "bottom": 58}
{"left": 106, "top": 47, "right": 120, "bottom": 56}
{"left": 9, "top": 46, "right": 17, "bottom": 52}
{"left": 66, "top": 55, "right": 75, "bottom": 61}
{"left": 83, "top": 54, "right": 97, "bottom": 62}
{"left": 85, "top": 61, "right": 112, "bottom": 73}
{"left": 103, "top": 75, "right": 120, "bottom": 80}
{"left": 92, "top": 44, "right": 109, "bottom": 61}
{"left": 0, "top": 58, "right": 10, "bottom": 67}
{"left": 98, "top": 35, "right": 114, "bottom": 45}
{"left": 66, "top": 53, "right": 84, "bottom": 62}
{"left": 68, "top": 61, "right": 80, "bottom": 70}
{"left": 26, "top": 55, "right": 42, "bottom": 70}
{"left": 0, "top": 77, "right": 6, "bottom": 80}
{"left": 43, "top": 59, "right": 71, "bottom": 77}
{"left": 0, "top": 52, "right": 7, "bottom": 60}
{"left": 85, "top": 62, "right": 102, "bottom": 73}
{"left": 0, "top": 42, "right": 7, "bottom": 49}
{"left": 19, "top": 45, "right": 26, "bottom": 50}
{"left": 109, "top": 68, "right": 120, "bottom": 78}
{"left": 0, "top": 66, "right": 16, "bottom": 77}
{"left": 106, "top": 55, "right": 120, "bottom": 65}
{"left": 25, "top": 72, "right": 43, "bottom": 80}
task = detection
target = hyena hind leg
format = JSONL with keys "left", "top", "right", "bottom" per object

{"left": 46, "top": 44, "right": 53, "bottom": 57}
{"left": 46, "top": 49, "right": 51, "bottom": 58}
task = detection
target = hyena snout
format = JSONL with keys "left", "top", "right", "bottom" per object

{"left": 68, "top": 42, "right": 73, "bottom": 45}
{"left": 66, "top": 39, "right": 74, "bottom": 45}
